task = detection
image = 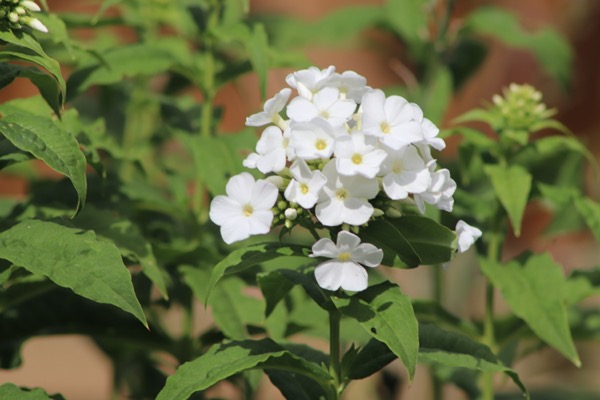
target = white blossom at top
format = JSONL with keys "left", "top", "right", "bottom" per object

{"left": 290, "top": 118, "right": 341, "bottom": 161}
{"left": 209, "top": 172, "right": 278, "bottom": 244}
{"left": 286, "top": 87, "right": 356, "bottom": 128}
{"left": 361, "top": 89, "right": 423, "bottom": 150}
{"left": 315, "top": 161, "right": 379, "bottom": 226}
{"left": 333, "top": 131, "right": 387, "bottom": 179}
{"left": 243, "top": 126, "right": 292, "bottom": 174}
{"left": 379, "top": 145, "right": 431, "bottom": 200}
{"left": 286, "top": 66, "right": 336, "bottom": 99}
{"left": 310, "top": 230, "right": 383, "bottom": 291}
{"left": 284, "top": 159, "right": 327, "bottom": 209}
{"left": 414, "top": 168, "right": 456, "bottom": 213}
{"left": 455, "top": 220, "right": 483, "bottom": 253}
{"left": 328, "top": 70, "right": 370, "bottom": 103}
{"left": 245, "top": 88, "right": 291, "bottom": 128}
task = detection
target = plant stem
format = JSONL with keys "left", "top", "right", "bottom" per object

{"left": 431, "top": 266, "right": 444, "bottom": 400}
{"left": 329, "top": 308, "right": 342, "bottom": 398}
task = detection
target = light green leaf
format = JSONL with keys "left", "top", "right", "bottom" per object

{"left": 0, "top": 220, "right": 147, "bottom": 327}
{"left": 247, "top": 23, "right": 269, "bottom": 99}
{"left": 575, "top": 196, "right": 600, "bottom": 243}
{"left": 206, "top": 242, "right": 312, "bottom": 302}
{"left": 73, "top": 206, "right": 168, "bottom": 299}
{"left": 0, "top": 111, "right": 87, "bottom": 211}
{"left": 419, "top": 323, "right": 528, "bottom": 397}
{"left": 564, "top": 268, "right": 600, "bottom": 306}
{"left": 484, "top": 164, "right": 532, "bottom": 237}
{"left": 480, "top": 254, "right": 579, "bottom": 366}
{"left": 452, "top": 108, "right": 500, "bottom": 126}
{"left": 156, "top": 338, "right": 333, "bottom": 400}
{"left": 384, "top": 0, "right": 428, "bottom": 53}
{"left": 0, "top": 383, "right": 64, "bottom": 400}
{"left": 332, "top": 281, "right": 418, "bottom": 381}
{"left": 420, "top": 66, "right": 452, "bottom": 125}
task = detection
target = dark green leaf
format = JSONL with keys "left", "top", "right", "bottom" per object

{"left": 332, "top": 281, "right": 418, "bottom": 381}
{"left": 0, "top": 383, "right": 64, "bottom": 400}
{"left": 480, "top": 254, "right": 579, "bottom": 366}
{"left": 346, "top": 338, "right": 396, "bottom": 379}
{"left": 0, "top": 220, "right": 147, "bottom": 327}
{"left": 155, "top": 339, "right": 333, "bottom": 400}
{"left": 0, "top": 64, "right": 62, "bottom": 116}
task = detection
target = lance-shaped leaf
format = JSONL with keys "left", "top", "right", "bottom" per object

{"left": 331, "top": 281, "right": 418, "bottom": 381}
{"left": 0, "top": 111, "right": 87, "bottom": 211}
{"left": 575, "top": 196, "right": 600, "bottom": 244}
{"left": 480, "top": 254, "right": 580, "bottom": 366}
{"left": 247, "top": 23, "right": 269, "bottom": 99}
{"left": 156, "top": 339, "right": 334, "bottom": 400}
{"left": 0, "top": 220, "right": 147, "bottom": 327}
{"left": 0, "top": 63, "right": 62, "bottom": 116}
{"left": 0, "top": 383, "right": 64, "bottom": 400}
{"left": 205, "top": 242, "right": 312, "bottom": 302}
{"left": 484, "top": 164, "right": 531, "bottom": 237}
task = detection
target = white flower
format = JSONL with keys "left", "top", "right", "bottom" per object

{"left": 290, "top": 118, "right": 340, "bottom": 161}
{"left": 333, "top": 131, "right": 387, "bottom": 179}
{"left": 316, "top": 161, "right": 379, "bottom": 226}
{"left": 361, "top": 89, "right": 423, "bottom": 150}
{"left": 286, "top": 87, "right": 356, "bottom": 128}
{"left": 245, "top": 88, "right": 291, "bottom": 128}
{"left": 284, "top": 159, "right": 327, "bottom": 209}
{"left": 328, "top": 70, "right": 370, "bottom": 103}
{"left": 379, "top": 145, "right": 430, "bottom": 200}
{"left": 286, "top": 66, "right": 336, "bottom": 99}
{"left": 243, "top": 126, "right": 291, "bottom": 173}
{"left": 209, "top": 172, "right": 278, "bottom": 244}
{"left": 410, "top": 103, "right": 445, "bottom": 151}
{"left": 310, "top": 230, "right": 383, "bottom": 291}
{"left": 455, "top": 220, "right": 483, "bottom": 253}
{"left": 414, "top": 168, "right": 456, "bottom": 213}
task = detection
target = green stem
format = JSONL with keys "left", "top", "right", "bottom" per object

{"left": 329, "top": 308, "right": 342, "bottom": 399}
{"left": 431, "top": 266, "right": 444, "bottom": 400}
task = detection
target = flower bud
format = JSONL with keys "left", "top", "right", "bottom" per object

{"left": 21, "top": 1, "right": 41, "bottom": 12}
{"left": 8, "top": 12, "right": 19, "bottom": 23}
{"left": 284, "top": 208, "right": 297, "bottom": 221}
{"left": 27, "top": 17, "right": 48, "bottom": 33}
{"left": 277, "top": 200, "right": 287, "bottom": 210}
{"left": 284, "top": 219, "right": 293, "bottom": 229}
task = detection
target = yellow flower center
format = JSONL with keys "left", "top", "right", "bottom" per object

{"left": 392, "top": 160, "right": 403, "bottom": 174}
{"left": 315, "top": 139, "right": 327, "bottom": 151}
{"left": 351, "top": 153, "right": 363, "bottom": 165}
{"left": 242, "top": 204, "right": 254, "bottom": 217}
{"left": 319, "top": 110, "right": 330, "bottom": 119}
{"left": 335, "top": 189, "right": 348, "bottom": 200}
{"left": 338, "top": 252, "right": 351, "bottom": 261}
{"left": 300, "top": 183, "right": 309, "bottom": 194}
{"left": 380, "top": 121, "right": 391, "bottom": 134}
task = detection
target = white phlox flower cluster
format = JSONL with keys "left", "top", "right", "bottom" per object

{"left": 0, "top": 0, "right": 48, "bottom": 33}
{"left": 210, "top": 66, "right": 466, "bottom": 291}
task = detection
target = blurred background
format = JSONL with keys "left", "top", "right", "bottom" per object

{"left": 1, "top": 0, "right": 600, "bottom": 399}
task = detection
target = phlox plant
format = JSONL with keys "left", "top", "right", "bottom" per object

{"left": 1, "top": 1, "right": 600, "bottom": 400}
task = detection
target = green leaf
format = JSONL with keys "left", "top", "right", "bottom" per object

{"left": 0, "top": 383, "right": 64, "bottom": 400}
{"left": 452, "top": 108, "right": 500, "bottom": 126}
{"left": 384, "top": 0, "right": 428, "bottom": 54}
{"left": 0, "top": 63, "right": 62, "bottom": 116}
{"left": 420, "top": 66, "right": 452, "bottom": 125}
{"left": 484, "top": 164, "right": 532, "bottom": 237}
{"left": 480, "top": 253, "right": 579, "bottom": 366}
{"left": 564, "top": 268, "right": 600, "bottom": 306}
{"left": 361, "top": 216, "right": 456, "bottom": 268}
{"left": 156, "top": 338, "right": 333, "bottom": 400}
{"left": 331, "top": 281, "right": 418, "bottom": 381}
{"left": 0, "top": 111, "right": 87, "bottom": 212}
{"left": 73, "top": 206, "right": 168, "bottom": 299}
{"left": 0, "top": 220, "right": 147, "bottom": 327}
{"left": 418, "top": 323, "right": 528, "bottom": 397}
{"left": 206, "top": 242, "right": 312, "bottom": 302}
{"left": 247, "top": 23, "right": 269, "bottom": 99}
{"left": 346, "top": 338, "right": 396, "bottom": 379}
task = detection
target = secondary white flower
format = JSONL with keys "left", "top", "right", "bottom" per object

{"left": 243, "top": 126, "right": 291, "bottom": 173}
{"left": 333, "top": 131, "right": 387, "bottom": 178}
{"left": 410, "top": 103, "right": 445, "bottom": 151}
{"left": 287, "top": 87, "right": 356, "bottom": 128}
{"left": 209, "top": 172, "right": 278, "bottom": 244}
{"left": 361, "top": 89, "right": 423, "bottom": 150}
{"left": 329, "top": 70, "right": 370, "bottom": 103}
{"left": 379, "top": 145, "right": 430, "bottom": 199}
{"left": 455, "top": 220, "right": 483, "bottom": 253}
{"left": 414, "top": 168, "right": 456, "bottom": 213}
{"left": 245, "top": 88, "right": 291, "bottom": 128}
{"left": 310, "top": 230, "right": 383, "bottom": 291}
{"left": 286, "top": 66, "right": 336, "bottom": 99}
{"left": 316, "top": 161, "right": 379, "bottom": 226}
{"left": 284, "top": 159, "right": 327, "bottom": 209}
{"left": 290, "top": 118, "right": 339, "bottom": 161}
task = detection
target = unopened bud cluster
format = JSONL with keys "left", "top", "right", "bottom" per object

{"left": 492, "top": 83, "right": 554, "bottom": 131}
{"left": 0, "top": 0, "right": 47, "bottom": 33}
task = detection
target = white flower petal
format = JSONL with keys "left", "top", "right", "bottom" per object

{"left": 314, "top": 260, "right": 345, "bottom": 291}
{"left": 225, "top": 172, "right": 255, "bottom": 203}
{"left": 250, "top": 180, "right": 278, "bottom": 210}
{"left": 311, "top": 238, "right": 339, "bottom": 258}
{"left": 336, "top": 230, "right": 362, "bottom": 249}
{"left": 352, "top": 243, "right": 384, "bottom": 267}
{"left": 209, "top": 196, "right": 243, "bottom": 225}
{"left": 220, "top": 218, "right": 251, "bottom": 244}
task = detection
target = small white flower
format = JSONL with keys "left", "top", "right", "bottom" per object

{"left": 310, "top": 230, "right": 383, "bottom": 291}
{"left": 243, "top": 126, "right": 291, "bottom": 174}
{"left": 209, "top": 172, "right": 278, "bottom": 244}
{"left": 21, "top": 1, "right": 42, "bottom": 12}
{"left": 26, "top": 17, "right": 48, "bottom": 33}
{"left": 414, "top": 168, "right": 456, "bottom": 213}
{"left": 333, "top": 131, "right": 387, "bottom": 179}
{"left": 379, "top": 145, "right": 430, "bottom": 200}
{"left": 284, "top": 159, "right": 327, "bottom": 209}
{"left": 286, "top": 87, "right": 356, "bottom": 128}
{"left": 328, "top": 70, "right": 370, "bottom": 103}
{"left": 410, "top": 103, "right": 445, "bottom": 151}
{"left": 361, "top": 89, "right": 423, "bottom": 150}
{"left": 245, "top": 88, "right": 291, "bottom": 128}
{"left": 286, "top": 66, "right": 336, "bottom": 99}
{"left": 455, "top": 220, "right": 482, "bottom": 253}
{"left": 290, "top": 118, "right": 339, "bottom": 161}
{"left": 284, "top": 208, "right": 298, "bottom": 220}
{"left": 316, "top": 161, "right": 379, "bottom": 226}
